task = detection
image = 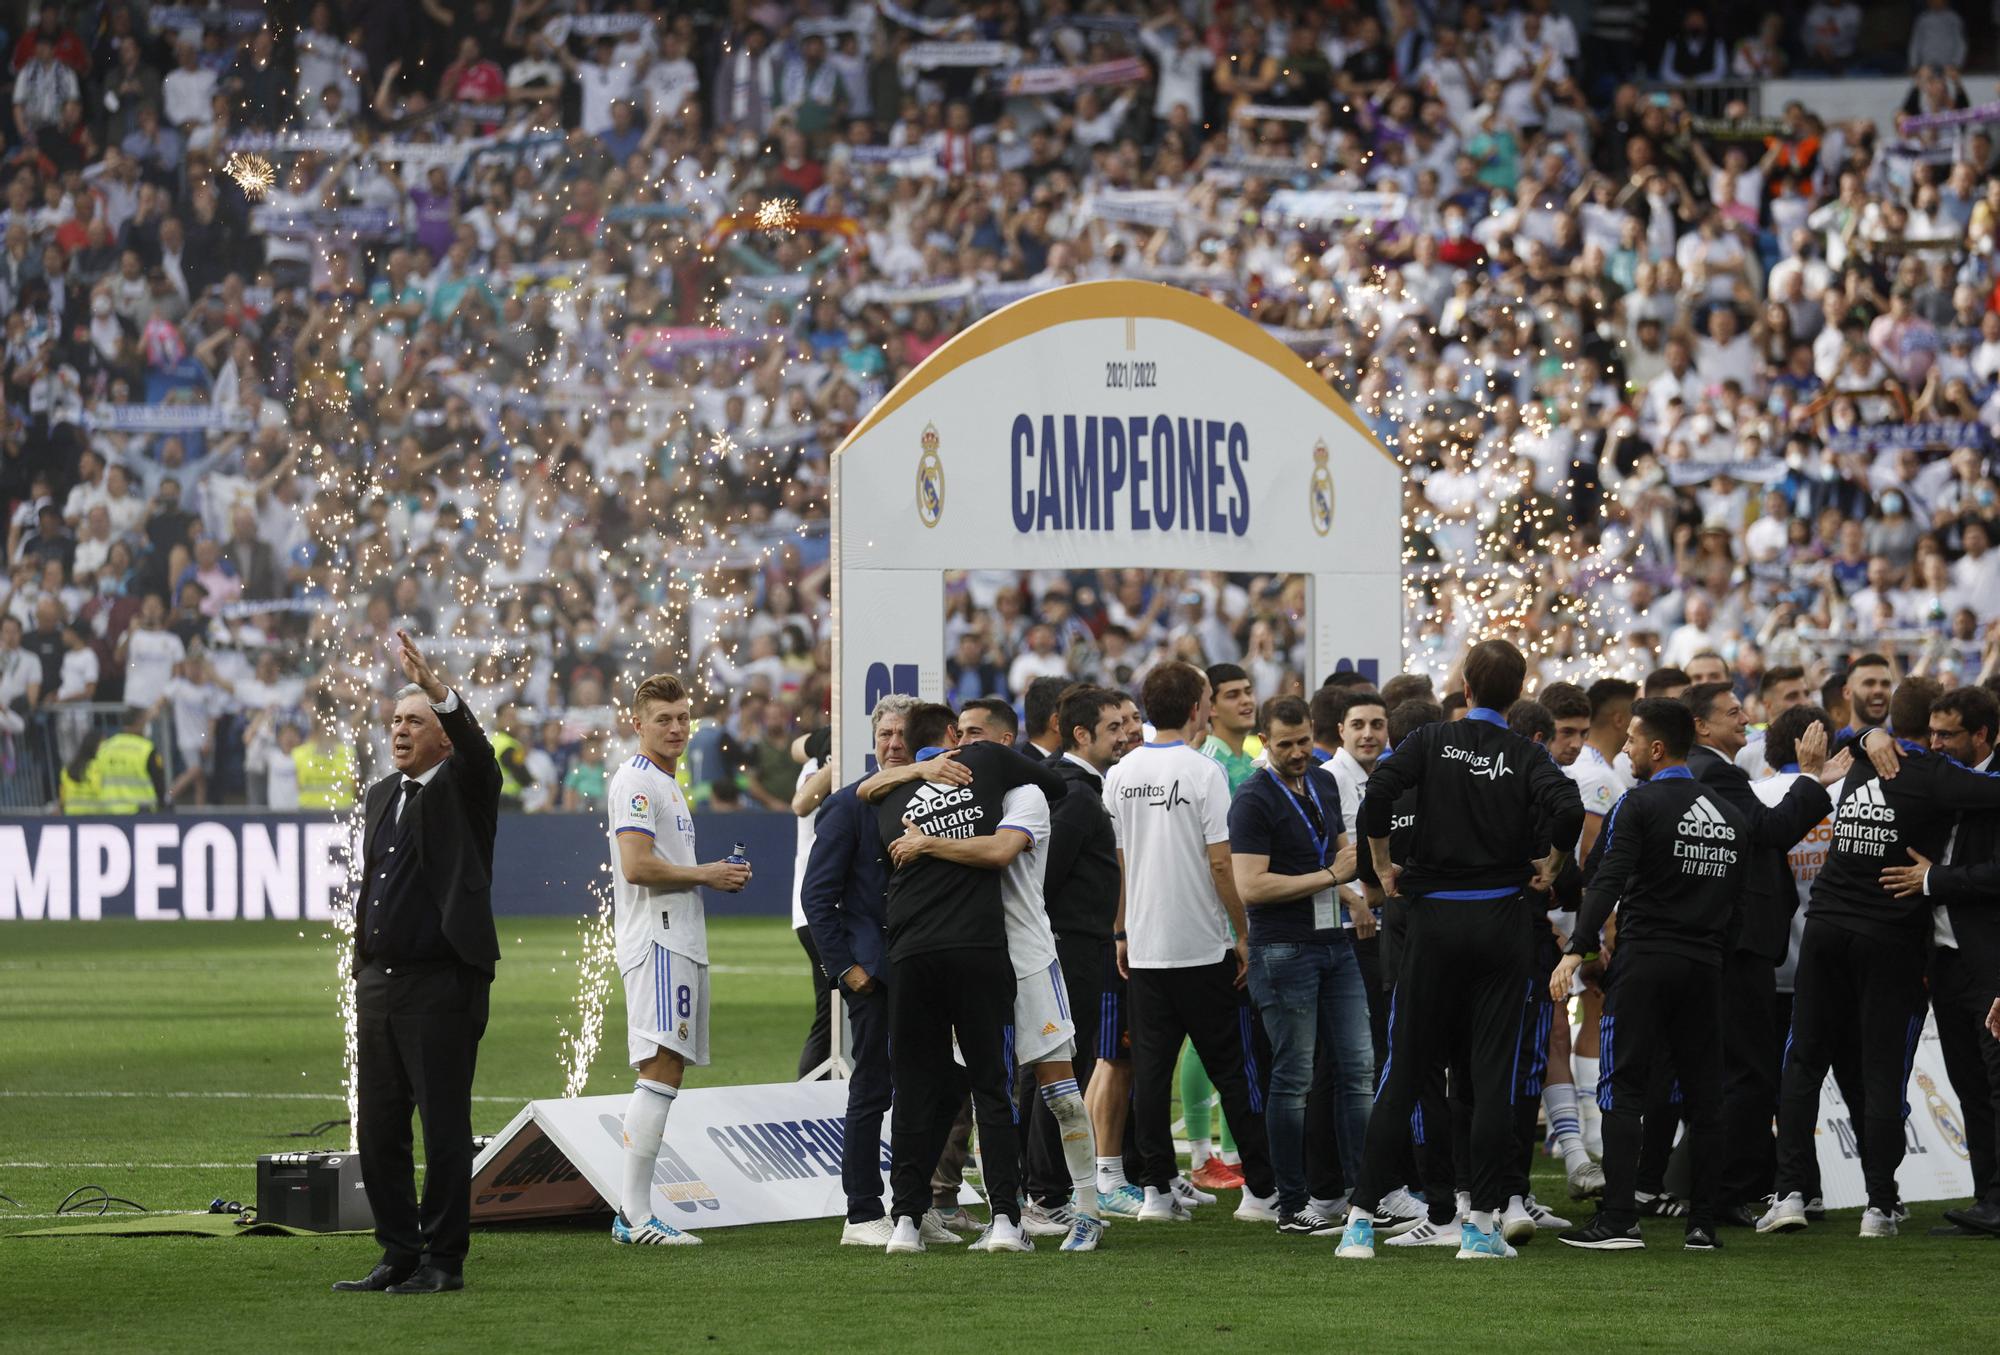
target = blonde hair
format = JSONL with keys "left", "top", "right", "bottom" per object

{"left": 632, "top": 673, "right": 689, "bottom": 716}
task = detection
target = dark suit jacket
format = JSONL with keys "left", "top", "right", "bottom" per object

{"left": 355, "top": 692, "right": 502, "bottom": 974}
{"left": 224, "top": 535, "right": 280, "bottom": 601}
{"left": 1922, "top": 801, "right": 2000, "bottom": 999}
{"left": 799, "top": 782, "right": 889, "bottom": 988}
{"left": 1688, "top": 744, "right": 1831, "bottom": 962}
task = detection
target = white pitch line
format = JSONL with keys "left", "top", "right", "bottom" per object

{"left": 0, "top": 1091, "right": 528, "bottom": 1103}
{"left": 0, "top": 1162, "right": 254, "bottom": 1170}
{"left": 1, "top": 1210, "right": 211, "bottom": 1221}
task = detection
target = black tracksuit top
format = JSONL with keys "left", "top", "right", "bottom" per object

{"left": 1809, "top": 743, "right": 2000, "bottom": 946}
{"left": 1359, "top": 708, "right": 1584, "bottom": 898}
{"left": 1570, "top": 765, "right": 1750, "bottom": 967}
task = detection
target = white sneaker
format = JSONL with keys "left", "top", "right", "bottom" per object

{"left": 1137, "top": 1186, "right": 1193, "bottom": 1222}
{"left": 885, "top": 1216, "right": 925, "bottom": 1254}
{"left": 840, "top": 1216, "right": 895, "bottom": 1247}
{"left": 1232, "top": 1191, "right": 1279, "bottom": 1223}
{"left": 1386, "top": 1217, "right": 1462, "bottom": 1247}
{"left": 1378, "top": 1186, "right": 1427, "bottom": 1221}
{"left": 1171, "top": 1175, "right": 1215, "bottom": 1207}
{"left": 930, "top": 1205, "right": 981, "bottom": 1233}
{"left": 1376, "top": 1186, "right": 1429, "bottom": 1236}
{"left": 1566, "top": 1157, "right": 1606, "bottom": 1199}
{"left": 1500, "top": 1196, "right": 1537, "bottom": 1244}
{"left": 1019, "top": 1200, "right": 1073, "bottom": 1237}
{"left": 1523, "top": 1195, "right": 1572, "bottom": 1230}
{"left": 1310, "top": 1195, "right": 1348, "bottom": 1218}
{"left": 1059, "top": 1212, "right": 1104, "bottom": 1252}
{"left": 1859, "top": 1207, "right": 1898, "bottom": 1239}
{"left": 612, "top": 1213, "right": 701, "bottom": 1246}
{"left": 1756, "top": 1192, "right": 1808, "bottom": 1234}
{"left": 968, "top": 1218, "right": 1035, "bottom": 1252}
{"left": 918, "top": 1209, "right": 963, "bottom": 1245}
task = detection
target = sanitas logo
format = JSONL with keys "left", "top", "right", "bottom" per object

{"left": 1443, "top": 743, "right": 1514, "bottom": 779}
{"left": 1841, "top": 780, "right": 1895, "bottom": 823}
{"left": 1120, "top": 780, "right": 1193, "bottom": 810}
{"left": 1677, "top": 797, "right": 1737, "bottom": 841}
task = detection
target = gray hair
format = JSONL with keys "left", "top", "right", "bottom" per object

{"left": 394, "top": 684, "right": 427, "bottom": 703}
{"left": 868, "top": 693, "right": 919, "bottom": 735}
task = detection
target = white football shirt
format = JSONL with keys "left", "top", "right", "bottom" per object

{"left": 997, "top": 784, "right": 1056, "bottom": 978}
{"left": 607, "top": 753, "right": 705, "bottom": 969}
{"left": 789, "top": 757, "right": 820, "bottom": 931}
{"left": 1103, "top": 740, "right": 1233, "bottom": 969}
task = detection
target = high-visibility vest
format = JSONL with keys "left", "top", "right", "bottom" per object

{"left": 292, "top": 740, "right": 357, "bottom": 810}
{"left": 61, "top": 764, "right": 104, "bottom": 814}
{"left": 493, "top": 731, "right": 526, "bottom": 800}
{"left": 92, "top": 732, "right": 156, "bottom": 812}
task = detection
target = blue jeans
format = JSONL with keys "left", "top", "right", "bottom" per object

{"left": 1247, "top": 940, "right": 1375, "bottom": 1213}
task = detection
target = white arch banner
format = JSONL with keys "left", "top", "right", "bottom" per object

{"left": 830, "top": 280, "right": 1402, "bottom": 776}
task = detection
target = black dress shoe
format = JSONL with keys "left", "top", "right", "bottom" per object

{"left": 1715, "top": 1202, "right": 1759, "bottom": 1228}
{"left": 1943, "top": 1199, "right": 2000, "bottom": 1237}
{"left": 331, "top": 1263, "right": 415, "bottom": 1293}
{"left": 1927, "top": 1223, "right": 1993, "bottom": 1237}
{"left": 386, "top": 1266, "right": 464, "bottom": 1294}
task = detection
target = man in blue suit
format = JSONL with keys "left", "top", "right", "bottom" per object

{"left": 802, "top": 694, "right": 939, "bottom": 1246}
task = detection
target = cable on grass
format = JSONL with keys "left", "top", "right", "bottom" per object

{"left": 285, "top": 1119, "right": 350, "bottom": 1138}
{"left": 55, "top": 1185, "right": 147, "bottom": 1216}
{"left": 0, "top": 1190, "right": 20, "bottom": 1208}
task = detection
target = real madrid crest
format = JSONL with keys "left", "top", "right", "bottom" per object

{"left": 1916, "top": 1070, "right": 1970, "bottom": 1160}
{"left": 915, "top": 423, "right": 946, "bottom": 528}
{"left": 1309, "top": 440, "right": 1334, "bottom": 537}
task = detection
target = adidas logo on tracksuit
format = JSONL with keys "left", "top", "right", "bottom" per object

{"left": 1672, "top": 795, "right": 1740, "bottom": 876}
{"left": 1677, "top": 797, "right": 1738, "bottom": 841}
{"left": 1840, "top": 779, "right": 1895, "bottom": 822}
{"left": 1833, "top": 778, "right": 1897, "bottom": 856}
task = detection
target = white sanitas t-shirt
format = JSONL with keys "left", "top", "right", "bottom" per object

{"left": 1103, "top": 740, "right": 1232, "bottom": 969}
{"left": 607, "top": 752, "right": 705, "bottom": 969}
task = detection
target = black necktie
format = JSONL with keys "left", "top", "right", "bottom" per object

{"left": 397, "top": 778, "right": 421, "bottom": 822}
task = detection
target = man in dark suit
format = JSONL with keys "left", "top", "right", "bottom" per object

{"left": 1683, "top": 682, "right": 1837, "bottom": 1222}
{"left": 333, "top": 630, "right": 501, "bottom": 1295}
{"left": 1881, "top": 684, "right": 2000, "bottom": 1236}
{"left": 799, "top": 694, "right": 925, "bottom": 1246}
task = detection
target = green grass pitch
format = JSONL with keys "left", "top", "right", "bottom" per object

{"left": 2, "top": 917, "right": 1994, "bottom": 1352}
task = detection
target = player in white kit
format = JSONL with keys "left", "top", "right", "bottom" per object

{"left": 606, "top": 674, "right": 752, "bottom": 1246}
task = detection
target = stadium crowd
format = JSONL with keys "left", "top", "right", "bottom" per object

{"left": 6, "top": 0, "right": 2000, "bottom": 814}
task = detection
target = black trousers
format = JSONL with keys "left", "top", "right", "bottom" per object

{"left": 1129, "top": 955, "right": 1274, "bottom": 1197}
{"left": 1930, "top": 943, "right": 2000, "bottom": 1203}
{"left": 1776, "top": 921, "right": 1928, "bottom": 1213}
{"left": 1024, "top": 933, "right": 1103, "bottom": 1205}
{"left": 795, "top": 926, "right": 833, "bottom": 1079}
{"left": 355, "top": 960, "right": 489, "bottom": 1273}
{"left": 1353, "top": 893, "right": 1531, "bottom": 1215}
{"left": 1717, "top": 948, "right": 1780, "bottom": 1203}
{"left": 1510, "top": 925, "right": 1560, "bottom": 1200}
{"left": 839, "top": 981, "right": 893, "bottom": 1222}
{"left": 888, "top": 947, "right": 1020, "bottom": 1224}
{"left": 1597, "top": 950, "right": 1724, "bottom": 1231}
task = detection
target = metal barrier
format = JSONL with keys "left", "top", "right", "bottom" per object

{"left": 0, "top": 704, "right": 180, "bottom": 813}
{"left": 1640, "top": 80, "right": 1761, "bottom": 119}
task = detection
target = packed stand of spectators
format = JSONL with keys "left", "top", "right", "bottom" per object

{"left": 5, "top": 0, "right": 2000, "bottom": 810}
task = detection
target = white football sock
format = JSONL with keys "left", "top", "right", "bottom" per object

{"left": 1219, "top": 1149, "right": 1241, "bottom": 1166}
{"left": 1542, "top": 1083, "right": 1592, "bottom": 1170}
{"left": 1095, "top": 1156, "right": 1127, "bottom": 1192}
{"left": 620, "top": 1078, "right": 676, "bottom": 1225}
{"left": 1469, "top": 1209, "right": 1496, "bottom": 1233}
{"left": 1187, "top": 1136, "right": 1214, "bottom": 1169}
{"left": 1572, "top": 1054, "right": 1602, "bottom": 1151}
{"left": 1039, "top": 1078, "right": 1099, "bottom": 1218}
